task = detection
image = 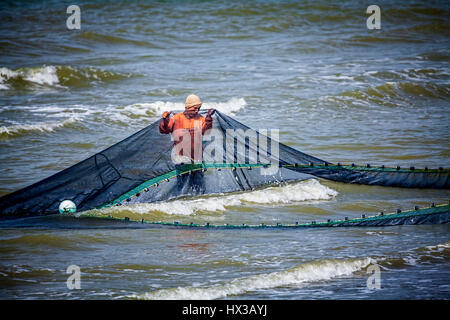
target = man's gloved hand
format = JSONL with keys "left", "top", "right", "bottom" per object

{"left": 162, "top": 111, "right": 171, "bottom": 119}
{"left": 207, "top": 108, "right": 216, "bottom": 117}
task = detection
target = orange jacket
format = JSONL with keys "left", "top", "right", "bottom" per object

{"left": 159, "top": 111, "right": 213, "bottom": 160}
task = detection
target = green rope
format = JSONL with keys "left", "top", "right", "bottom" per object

{"left": 81, "top": 203, "right": 450, "bottom": 229}
{"left": 96, "top": 162, "right": 265, "bottom": 210}
{"left": 80, "top": 162, "right": 450, "bottom": 229}
{"left": 301, "top": 163, "right": 448, "bottom": 173}
{"left": 96, "top": 162, "right": 449, "bottom": 210}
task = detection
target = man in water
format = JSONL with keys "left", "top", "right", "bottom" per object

{"left": 159, "top": 94, "right": 215, "bottom": 162}
{"left": 159, "top": 94, "right": 215, "bottom": 192}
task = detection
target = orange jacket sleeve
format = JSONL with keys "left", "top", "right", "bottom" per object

{"left": 159, "top": 116, "right": 174, "bottom": 134}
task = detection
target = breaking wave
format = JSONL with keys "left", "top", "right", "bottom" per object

{"left": 0, "top": 65, "right": 133, "bottom": 90}
{"left": 131, "top": 242, "right": 450, "bottom": 300}
{"left": 111, "top": 97, "right": 247, "bottom": 123}
{"left": 132, "top": 257, "right": 373, "bottom": 300}
{"left": 0, "top": 97, "right": 247, "bottom": 138}
{"left": 0, "top": 116, "right": 82, "bottom": 139}
{"left": 322, "top": 80, "right": 450, "bottom": 109}
{"left": 97, "top": 179, "right": 337, "bottom": 216}
{"left": 203, "top": 97, "right": 247, "bottom": 115}
{"left": 351, "top": 81, "right": 449, "bottom": 100}
{"left": 0, "top": 66, "right": 59, "bottom": 89}
{"left": 379, "top": 242, "right": 450, "bottom": 268}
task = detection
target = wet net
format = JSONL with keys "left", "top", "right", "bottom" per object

{"left": 0, "top": 110, "right": 449, "bottom": 219}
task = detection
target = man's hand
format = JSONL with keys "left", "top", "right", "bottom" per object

{"left": 207, "top": 108, "right": 216, "bottom": 117}
{"left": 162, "top": 111, "right": 171, "bottom": 119}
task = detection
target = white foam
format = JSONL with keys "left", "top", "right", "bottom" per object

{"left": 23, "top": 66, "right": 59, "bottom": 86}
{"left": 237, "top": 179, "right": 337, "bottom": 204}
{"left": 0, "top": 67, "right": 18, "bottom": 78}
{"left": 133, "top": 257, "right": 374, "bottom": 300}
{"left": 106, "top": 179, "right": 337, "bottom": 216}
{"left": 423, "top": 242, "right": 450, "bottom": 252}
{"left": 0, "top": 116, "right": 80, "bottom": 137}
{"left": 117, "top": 97, "right": 247, "bottom": 121}
{"left": 321, "top": 75, "right": 355, "bottom": 81}
{"left": 202, "top": 97, "right": 247, "bottom": 115}
{"left": 28, "top": 106, "right": 69, "bottom": 113}
{"left": 118, "top": 101, "right": 183, "bottom": 119}
{"left": 0, "top": 67, "right": 18, "bottom": 90}
{"left": 403, "top": 256, "right": 418, "bottom": 266}
{"left": 0, "top": 66, "right": 60, "bottom": 87}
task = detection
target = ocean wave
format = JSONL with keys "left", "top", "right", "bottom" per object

{"left": 0, "top": 65, "right": 133, "bottom": 90}
{"left": 348, "top": 35, "right": 426, "bottom": 45}
{"left": 132, "top": 241, "right": 450, "bottom": 300}
{"left": 418, "top": 51, "right": 450, "bottom": 62}
{"left": 394, "top": 22, "right": 450, "bottom": 36}
{"left": 0, "top": 264, "right": 56, "bottom": 280}
{"left": 0, "top": 233, "right": 104, "bottom": 249}
{"left": 362, "top": 82, "right": 449, "bottom": 100}
{"left": 364, "top": 68, "right": 450, "bottom": 82}
{"left": 374, "top": 242, "right": 450, "bottom": 270}
{"left": 0, "top": 66, "right": 59, "bottom": 89}
{"left": 97, "top": 179, "right": 337, "bottom": 216}
{"left": 56, "top": 65, "right": 133, "bottom": 87}
{"left": 74, "top": 31, "right": 160, "bottom": 48}
{"left": 387, "top": 6, "right": 447, "bottom": 20}
{"left": 111, "top": 97, "right": 248, "bottom": 123}
{"left": 203, "top": 97, "right": 247, "bottom": 115}
{"left": 0, "top": 116, "right": 81, "bottom": 139}
{"left": 132, "top": 257, "right": 373, "bottom": 300}
{"left": 323, "top": 81, "right": 450, "bottom": 109}
{"left": 411, "top": 241, "right": 450, "bottom": 263}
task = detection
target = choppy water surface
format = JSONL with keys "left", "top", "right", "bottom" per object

{"left": 0, "top": 0, "right": 449, "bottom": 299}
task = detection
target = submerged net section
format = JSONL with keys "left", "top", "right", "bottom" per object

{"left": 0, "top": 110, "right": 449, "bottom": 218}
{"left": 80, "top": 203, "right": 450, "bottom": 228}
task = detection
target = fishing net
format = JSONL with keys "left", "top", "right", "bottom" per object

{"left": 0, "top": 110, "right": 449, "bottom": 218}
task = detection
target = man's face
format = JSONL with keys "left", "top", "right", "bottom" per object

{"left": 185, "top": 105, "right": 201, "bottom": 117}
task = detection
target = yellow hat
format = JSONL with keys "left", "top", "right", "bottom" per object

{"left": 185, "top": 94, "right": 202, "bottom": 109}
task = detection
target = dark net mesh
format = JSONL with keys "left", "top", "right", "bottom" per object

{"left": 0, "top": 110, "right": 448, "bottom": 218}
